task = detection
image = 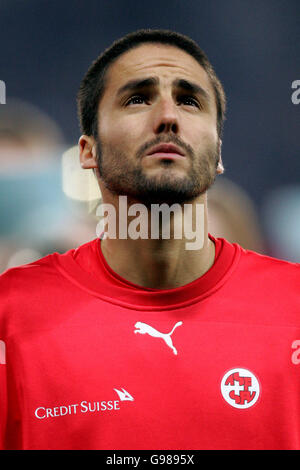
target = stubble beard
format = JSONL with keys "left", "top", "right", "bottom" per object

{"left": 96, "top": 136, "right": 219, "bottom": 207}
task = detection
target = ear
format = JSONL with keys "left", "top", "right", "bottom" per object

{"left": 216, "top": 139, "right": 224, "bottom": 175}
{"left": 78, "top": 135, "right": 98, "bottom": 169}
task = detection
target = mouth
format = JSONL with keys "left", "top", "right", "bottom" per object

{"left": 146, "top": 143, "right": 185, "bottom": 158}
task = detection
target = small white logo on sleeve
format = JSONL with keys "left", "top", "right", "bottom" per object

{"left": 0, "top": 340, "right": 6, "bottom": 365}
{"left": 221, "top": 368, "right": 260, "bottom": 409}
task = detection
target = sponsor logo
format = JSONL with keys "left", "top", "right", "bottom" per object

{"left": 221, "top": 368, "right": 260, "bottom": 409}
{"left": 114, "top": 388, "right": 134, "bottom": 401}
{"left": 134, "top": 321, "right": 182, "bottom": 355}
{"left": 34, "top": 388, "right": 133, "bottom": 419}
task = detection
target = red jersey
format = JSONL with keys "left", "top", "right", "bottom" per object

{"left": 0, "top": 235, "right": 299, "bottom": 450}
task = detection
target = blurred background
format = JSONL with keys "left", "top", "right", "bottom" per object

{"left": 0, "top": 0, "right": 299, "bottom": 273}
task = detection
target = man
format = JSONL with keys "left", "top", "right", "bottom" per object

{"left": 0, "top": 29, "right": 299, "bottom": 450}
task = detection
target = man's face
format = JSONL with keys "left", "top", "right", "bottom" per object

{"left": 96, "top": 43, "right": 221, "bottom": 206}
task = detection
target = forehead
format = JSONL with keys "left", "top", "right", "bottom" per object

{"left": 104, "top": 43, "right": 214, "bottom": 95}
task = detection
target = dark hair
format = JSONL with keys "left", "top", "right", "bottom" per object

{"left": 77, "top": 29, "right": 226, "bottom": 139}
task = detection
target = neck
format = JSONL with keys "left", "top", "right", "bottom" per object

{"left": 98, "top": 192, "right": 215, "bottom": 289}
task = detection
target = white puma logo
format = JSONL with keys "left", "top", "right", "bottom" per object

{"left": 134, "top": 321, "right": 183, "bottom": 355}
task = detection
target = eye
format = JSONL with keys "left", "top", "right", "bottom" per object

{"left": 178, "top": 95, "right": 200, "bottom": 108}
{"left": 125, "top": 94, "right": 148, "bottom": 106}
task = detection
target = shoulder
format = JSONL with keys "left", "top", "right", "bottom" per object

{"left": 0, "top": 244, "right": 79, "bottom": 307}
{"left": 0, "top": 244, "right": 86, "bottom": 337}
{"left": 0, "top": 238, "right": 98, "bottom": 300}
{"left": 0, "top": 252, "right": 59, "bottom": 290}
{"left": 238, "top": 244, "right": 299, "bottom": 270}
{"left": 235, "top": 243, "right": 299, "bottom": 289}
{"left": 0, "top": 253, "right": 60, "bottom": 321}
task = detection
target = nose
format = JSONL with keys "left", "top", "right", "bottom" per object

{"left": 152, "top": 96, "right": 179, "bottom": 135}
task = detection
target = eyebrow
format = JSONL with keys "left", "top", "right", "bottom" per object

{"left": 116, "top": 77, "right": 159, "bottom": 96}
{"left": 172, "top": 78, "right": 210, "bottom": 102}
{"left": 116, "top": 76, "right": 211, "bottom": 102}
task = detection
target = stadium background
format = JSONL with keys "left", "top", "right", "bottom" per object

{"left": 0, "top": 0, "right": 299, "bottom": 272}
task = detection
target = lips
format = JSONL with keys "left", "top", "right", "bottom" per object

{"left": 146, "top": 143, "right": 185, "bottom": 157}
